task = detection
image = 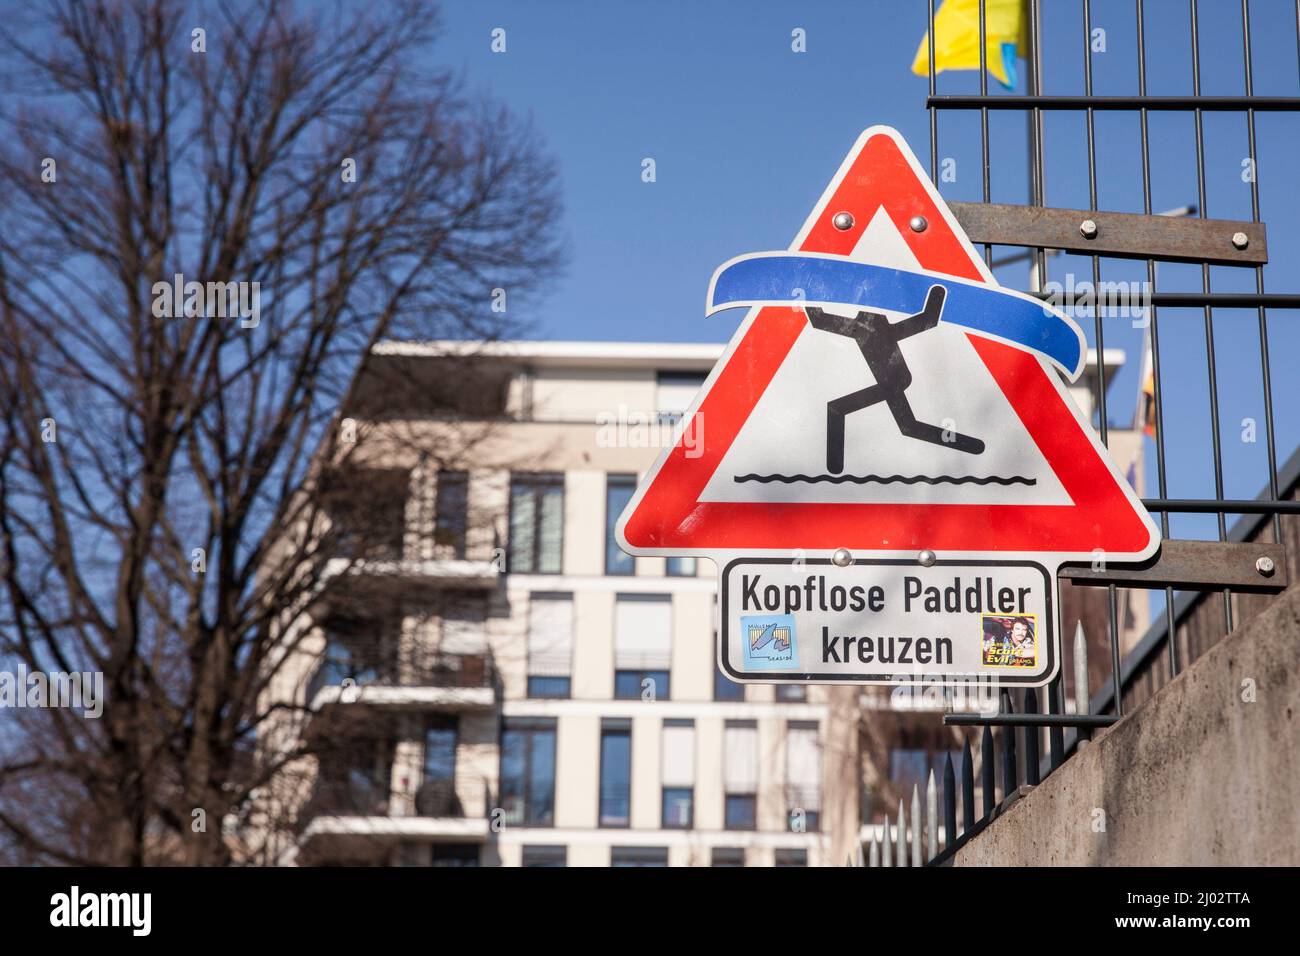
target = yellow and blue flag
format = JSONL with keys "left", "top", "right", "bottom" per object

{"left": 911, "top": 0, "right": 1028, "bottom": 90}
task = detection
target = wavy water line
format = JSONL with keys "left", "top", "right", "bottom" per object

{"left": 733, "top": 473, "right": 1036, "bottom": 486}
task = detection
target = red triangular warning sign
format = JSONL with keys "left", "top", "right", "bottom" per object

{"left": 617, "top": 127, "right": 1159, "bottom": 564}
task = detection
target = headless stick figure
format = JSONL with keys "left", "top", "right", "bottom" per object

{"left": 804, "top": 284, "right": 984, "bottom": 474}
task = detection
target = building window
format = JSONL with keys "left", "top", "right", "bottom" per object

{"left": 500, "top": 718, "right": 556, "bottom": 827}
{"left": 611, "top": 847, "right": 668, "bottom": 867}
{"left": 655, "top": 371, "right": 707, "bottom": 423}
{"left": 665, "top": 556, "right": 696, "bottom": 577}
{"left": 311, "top": 630, "right": 384, "bottom": 698}
{"left": 662, "top": 788, "right": 693, "bottom": 829}
{"left": 527, "top": 675, "right": 571, "bottom": 699}
{"left": 417, "top": 719, "right": 458, "bottom": 817}
{"left": 599, "top": 720, "right": 632, "bottom": 827}
{"left": 724, "top": 720, "right": 758, "bottom": 830}
{"left": 424, "top": 722, "right": 457, "bottom": 781}
{"left": 786, "top": 721, "right": 821, "bottom": 833}
{"left": 711, "top": 847, "right": 745, "bottom": 867}
{"left": 714, "top": 667, "right": 744, "bottom": 701}
{"left": 614, "top": 594, "right": 672, "bottom": 700}
{"left": 508, "top": 473, "right": 564, "bottom": 574}
{"left": 725, "top": 794, "right": 756, "bottom": 831}
{"left": 605, "top": 474, "right": 637, "bottom": 575}
{"left": 774, "top": 849, "right": 808, "bottom": 867}
{"left": 438, "top": 592, "right": 488, "bottom": 658}
{"left": 313, "top": 736, "right": 393, "bottom": 817}
{"left": 711, "top": 594, "right": 742, "bottom": 700}
{"left": 521, "top": 845, "right": 567, "bottom": 868}
{"left": 775, "top": 684, "right": 806, "bottom": 702}
{"left": 614, "top": 670, "right": 669, "bottom": 700}
{"left": 869, "top": 723, "right": 965, "bottom": 827}
{"left": 433, "top": 470, "right": 469, "bottom": 559}
{"left": 321, "top": 466, "right": 409, "bottom": 560}
{"left": 661, "top": 719, "right": 695, "bottom": 829}
{"left": 889, "top": 748, "right": 932, "bottom": 806}
{"left": 527, "top": 593, "right": 573, "bottom": 699}
{"left": 431, "top": 844, "right": 480, "bottom": 867}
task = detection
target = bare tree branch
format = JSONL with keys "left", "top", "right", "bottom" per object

{"left": 0, "top": 0, "right": 562, "bottom": 865}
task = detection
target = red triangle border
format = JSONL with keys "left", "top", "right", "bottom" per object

{"left": 619, "top": 129, "right": 1159, "bottom": 561}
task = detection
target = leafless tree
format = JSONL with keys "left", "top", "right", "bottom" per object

{"left": 0, "top": 0, "right": 562, "bottom": 865}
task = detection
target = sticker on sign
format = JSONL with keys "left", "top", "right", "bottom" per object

{"left": 721, "top": 558, "right": 1054, "bottom": 685}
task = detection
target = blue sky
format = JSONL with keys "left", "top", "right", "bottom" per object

{"left": 435, "top": 0, "right": 1299, "bottom": 543}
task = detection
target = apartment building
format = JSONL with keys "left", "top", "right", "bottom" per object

{"left": 259, "top": 338, "right": 1142, "bottom": 866}
{"left": 262, "top": 340, "right": 862, "bottom": 867}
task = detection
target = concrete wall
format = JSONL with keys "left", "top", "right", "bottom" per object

{"left": 953, "top": 583, "right": 1300, "bottom": 866}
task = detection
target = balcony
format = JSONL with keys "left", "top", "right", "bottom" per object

{"left": 317, "top": 463, "right": 503, "bottom": 593}
{"left": 299, "top": 769, "right": 494, "bottom": 862}
{"left": 307, "top": 650, "right": 499, "bottom": 713}
{"left": 302, "top": 770, "right": 394, "bottom": 819}
{"left": 322, "top": 556, "right": 499, "bottom": 591}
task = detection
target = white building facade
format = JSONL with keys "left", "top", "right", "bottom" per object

{"left": 269, "top": 341, "right": 862, "bottom": 867}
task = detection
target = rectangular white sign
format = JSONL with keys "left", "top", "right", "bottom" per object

{"left": 719, "top": 558, "right": 1056, "bottom": 687}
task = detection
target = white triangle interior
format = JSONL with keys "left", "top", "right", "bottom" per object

{"left": 698, "top": 207, "right": 1073, "bottom": 508}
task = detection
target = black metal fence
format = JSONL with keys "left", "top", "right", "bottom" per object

{"left": 859, "top": 0, "right": 1300, "bottom": 867}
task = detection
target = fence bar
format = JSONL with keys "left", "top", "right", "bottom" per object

{"left": 1023, "top": 689, "right": 1040, "bottom": 785}
{"left": 981, "top": 725, "right": 995, "bottom": 817}
{"left": 926, "top": 771, "right": 939, "bottom": 859}
{"left": 882, "top": 815, "right": 892, "bottom": 868}
{"left": 948, "top": 201, "right": 1266, "bottom": 264}
{"left": 896, "top": 799, "right": 907, "bottom": 867}
{"left": 911, "top": 786, "right": 923, "bottom": 867}
{"left": 927, "top": 0, "right": 937, "bottom": 180}
{"left": 942, "top": 754, "right": 956, "bottom": 848}
{"left": 928, "top": 94, "right": 1300, "bottom": 110}
{"left": 1027, "top": 0, "right": 1045, "bottom": 291}
{"left": 1059, "top": 539, "right": 1287, "bottom": 591}
{"left": 978, "top": 0, "right": 990, "bottom": 238}
{"left": 1000, "top": 691, "right": 1018, "bottom": 795}
{"left": 1141, "top": 498, "right": 1300, "bottom": 514}
{"left": 1026, "top": 291, "right": 1300, "bottom": 308}
{"left": 1153, "top": 0, "right": 1180, "bottom": 678}
{"left": 1180, "top": 0, "right": 1236, "bottom": 642}
{"left": 1075, "top": 622, "right": 1092, "bottom": 748}
{"left": 1240, "top": 0, "right": 1284, "bottom": 551}
{"left": 945, "top": 712, "right": 1119, "bottom": 728}
{"left": 961, "top": 738, "right": 976, "bottom": 834}
{"left": 1107, "top": 584, "right": 1124, "bottom": 719}
{"left": 1048, "top": 674, "right": 1065, "bottom": 769}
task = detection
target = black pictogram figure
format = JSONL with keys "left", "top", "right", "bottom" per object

{"left": 805, "top": 285, "right": 984, "bottom": 474}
